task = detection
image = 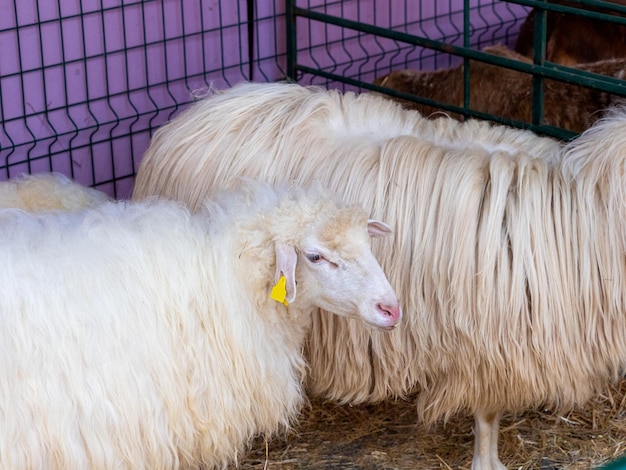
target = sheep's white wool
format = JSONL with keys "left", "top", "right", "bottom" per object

{"left": 0, "top": 181, "right": 398, "bottom": 469}
{"left": 133, "top": 82, "right": 626, "bottom": 468}
{"left": 133, "top": 81, "right": 562, "bottom": 213}
{"left": 0, "top": 172, "right": 110, "bottom": 211}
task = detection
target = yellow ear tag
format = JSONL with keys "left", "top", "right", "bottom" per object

{"left": 270, "top": 275, "right": 289, "bottom": 306}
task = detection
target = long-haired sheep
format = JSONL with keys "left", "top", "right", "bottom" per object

{"left": 0, "top": 172, "right": 110, "bottom": 211}
{"left": 0, "top": 180, "right": 400, "bottom": 469}
{"left": 133, "top": 81, "right": 626, "bottom": 469}
{"left": 373, "top": 44, "right": 626, "bottom": 133}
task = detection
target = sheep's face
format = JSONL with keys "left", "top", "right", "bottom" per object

{"left": 275, "top": 214, "right": 401, "bottom": 330}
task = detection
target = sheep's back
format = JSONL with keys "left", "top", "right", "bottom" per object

{"left": 0, "top": 201, "right": 304, "bottom": 469}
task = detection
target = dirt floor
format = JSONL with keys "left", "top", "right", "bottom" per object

{"left": 238, "top": 380, "right": 626, "bottom": 469}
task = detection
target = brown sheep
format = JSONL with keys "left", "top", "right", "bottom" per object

{"left": 373, "top": 45, "right": 626, "bottom": 134}
{"left": 514, "top": 0, "right": 626, "bottom": 66}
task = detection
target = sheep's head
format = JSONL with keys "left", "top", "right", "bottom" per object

{"left": 272, "top": 201, "right": 401, "bottom": 330}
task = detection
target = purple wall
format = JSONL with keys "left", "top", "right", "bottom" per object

{"left": 0, "top": 0, "right": 529, "bottom": 198}
{"left": 0, "top": 0, "right": 260, "bottom": 197}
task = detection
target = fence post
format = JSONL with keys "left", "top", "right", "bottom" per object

{"left": 531, "top": 0, "right": 547, "bottom": 126}
{"left": 285, "top": 0, "right": 297, "bottom": 80}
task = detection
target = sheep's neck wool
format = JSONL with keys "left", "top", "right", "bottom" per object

{"left": 270, "top": 275, "right": 289, "bottom": 306}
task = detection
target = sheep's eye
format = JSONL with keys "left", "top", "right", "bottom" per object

{"left": 306, "top": 253, "right": 323, "bottom": 263}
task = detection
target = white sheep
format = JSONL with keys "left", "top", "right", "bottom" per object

{"left": 0, "top": 172, "right": 110, "bottom": 211}
{"left": 133, "top": 82, "right": 626, "bottom": 469}
{"left": 0, "top": 180, "right": 400, "bottom": 470}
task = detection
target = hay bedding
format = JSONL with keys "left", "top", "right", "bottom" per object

{"left": 238, "top": 379, "right": 626, "bottom": 469}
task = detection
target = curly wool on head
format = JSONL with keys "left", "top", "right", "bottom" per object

{"left": 0, "top": 180, "right": 399, "bottom": 470}
{"left": 133, "top": 81, "right": 626, "bottom": 469}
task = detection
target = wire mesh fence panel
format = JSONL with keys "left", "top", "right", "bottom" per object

{"left": 286, "top": 0, "right": 626, "bottom": 140}
{"left": 3, "top": 0, "right": 626, "bottom": 193}
{"left": 288, "top": 0, "right": 530, "bottom": 90}
{"left": 0, "top": 0, "right": 282, "bottom": 198}
{"left": 253, "top": 0, "right": 288, "bottom": 81}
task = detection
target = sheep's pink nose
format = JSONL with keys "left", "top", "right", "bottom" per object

{"left": 377, "top": 302, "right": 402, "bottom": 324}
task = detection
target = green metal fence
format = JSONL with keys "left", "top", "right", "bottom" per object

{"left": 286, "top": 0, "right": 626, "bottom": 141}
{"left": 2, "top": 0, "right": 626, "bottom": 195}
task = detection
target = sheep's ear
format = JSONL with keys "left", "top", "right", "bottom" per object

{"left": 275, "top": 244, "right": 297, "bottom": 303}
{"left": 367, "top": 219, "right": 393, "bottom": 238}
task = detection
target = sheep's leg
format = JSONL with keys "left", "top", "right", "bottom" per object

{"left": 471, "top": 411, "right": 507, "bottom": 470}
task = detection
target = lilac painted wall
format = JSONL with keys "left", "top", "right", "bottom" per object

{"left": 0, "top": 0, "right": 257, "bottom": 197}
{"left": 0, "top": 0, "right": 529, "bottom": 198}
